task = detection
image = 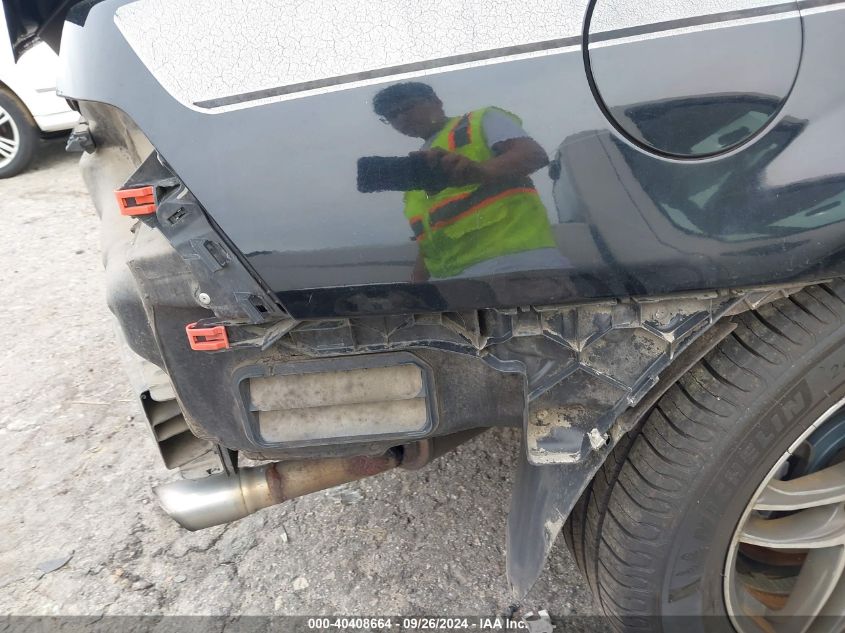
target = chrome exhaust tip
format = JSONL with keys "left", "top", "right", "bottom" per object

{"left": 154, "top": 452, "right": 400, "bottom": 531}
{"left": 154, "top": 466, "right": 272, "bottom": 531}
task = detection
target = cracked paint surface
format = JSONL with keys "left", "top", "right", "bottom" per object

{"left": 115, "top": 0, "right": 583, "bottom": 107}
{"left": 114, "top": 0, "right": 784, "bottom": 109}
{"left": 590, "top": 0, "right": 791, "bottom": 31}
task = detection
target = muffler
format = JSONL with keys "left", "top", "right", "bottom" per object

{"left": 155, "top": 451, "right": 400, "bottom": 531}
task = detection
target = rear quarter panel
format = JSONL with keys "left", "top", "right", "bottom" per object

{"left": 57, "top": 0, "right": 845, "bottom": 318}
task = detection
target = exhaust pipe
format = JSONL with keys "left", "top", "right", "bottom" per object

{"left": 155, "top": 429, "right": 486, "bottom": 531}
{"left": 156, "top": 451, "right": 399, "bottom": 531}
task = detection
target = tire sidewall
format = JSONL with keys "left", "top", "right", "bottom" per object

{"left": 0, "top": 90, "right": 38, "bottom": 178}
{"left": 659, "top": 337, "right": 845, "bottom": 633}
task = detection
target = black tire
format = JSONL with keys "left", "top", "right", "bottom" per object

{"left": 0, "top": 88, "right": 39, "bottom": 178}
{"left": 564, "top": 281, "right": 845, "bottom": 632}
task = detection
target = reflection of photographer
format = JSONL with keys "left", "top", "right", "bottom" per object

{"left": 367, "top": 82, "right": 569, "bottom": 281}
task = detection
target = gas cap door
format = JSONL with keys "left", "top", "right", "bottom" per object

{"left": 585, "top": 1, "right": 803, "bottom": 158}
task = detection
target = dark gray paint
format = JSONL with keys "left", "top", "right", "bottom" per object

{"left": 587, "top": 4, "right": 802, "bottom": 156}
{"left": 58, "top": 0, "right": 845, "bottom": 318}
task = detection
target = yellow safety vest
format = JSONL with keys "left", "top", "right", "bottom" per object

{"left": 404, "top": 107, "right": 555, "bottom": 279}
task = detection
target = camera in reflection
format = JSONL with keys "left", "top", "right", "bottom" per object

{"left": 356, "top": 155, "right": 451, "bottom": 193}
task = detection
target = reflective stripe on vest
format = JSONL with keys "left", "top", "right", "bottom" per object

{"left": 409, "top": 215, "right": 426, "bottom": 241}
{"left": 428, "top": 179, "right": 536, "bottom": 230}
{"left": 448, "top": 113, "right": 472, "bottom": 150}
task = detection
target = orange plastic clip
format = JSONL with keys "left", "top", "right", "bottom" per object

{"left": 186, "top": 322, "right": 229, "bottom": 351}
{"left": 115, "top": 186, "right": 156, "bottom": 216}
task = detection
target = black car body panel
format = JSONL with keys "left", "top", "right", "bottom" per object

{"left": 2, "top": 0, "right": 73, "bottom": 58}
{"left": 28, "top": 0, "right": 845, "bottom": 598}
{"left": 56, "top": 0, "right": 845, "bottom": 319}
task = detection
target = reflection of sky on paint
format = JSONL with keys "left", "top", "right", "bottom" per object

{"left": 764, "top": 115, "right": 845, "bottom": 188}
{"left": 591, "top": 19, "right": 798, "bottom": 109}
{"left": 219, "top": 50, "right": 602, "bottom": 255}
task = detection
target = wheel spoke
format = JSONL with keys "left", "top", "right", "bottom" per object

{"left": 0, "top": 135, "right": 17, "bottom": 158}
{"left": 740, "top": 505, "right": 845, "bottom": 549}
{"left": 768, "top": 547, "right": 845, "bottom": 633}
{"left": 756, "top": 462, "right": 845, "bottom": 511}
{"left": 0, "top": 110, "right": 10, "bottom": 126}
{"left": 805, "top": 570, "right": 845, "bottom": 633}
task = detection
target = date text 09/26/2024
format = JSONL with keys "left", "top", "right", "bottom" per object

{"left": 306, "top": 617, "right": 534, "bottom": 630}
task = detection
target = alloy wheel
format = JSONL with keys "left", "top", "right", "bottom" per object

{"left": 725, "top": 399, "right": 845, "bottom": 633}
{"left": 0, "top": 104, "right": 21, "bottom": 168}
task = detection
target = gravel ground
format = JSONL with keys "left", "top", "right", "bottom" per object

{"left": 0, "top": 139, "right": 596, "bottom": 619}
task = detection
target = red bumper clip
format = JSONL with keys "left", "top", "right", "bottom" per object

{"left": 115, "top": 186, "right": 156, "bottom": 216}
{"left": 186, "top": 322, "right": 229, "bottom": 351}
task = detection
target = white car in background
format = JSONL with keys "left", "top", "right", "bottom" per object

{"left": 0, "top": 7, "right": 78, "bottom": 178}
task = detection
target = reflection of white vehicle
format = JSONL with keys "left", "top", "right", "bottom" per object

{"left": 0, "top": 7, "right": 79, "bottom": 177}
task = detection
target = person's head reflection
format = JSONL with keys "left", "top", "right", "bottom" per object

{"left": 373, "top": 82, "right": 447, "bottom": 139}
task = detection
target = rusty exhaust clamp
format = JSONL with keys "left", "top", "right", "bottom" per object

{"left": 155, "top": 429, "right": 484, "bottom": 531}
